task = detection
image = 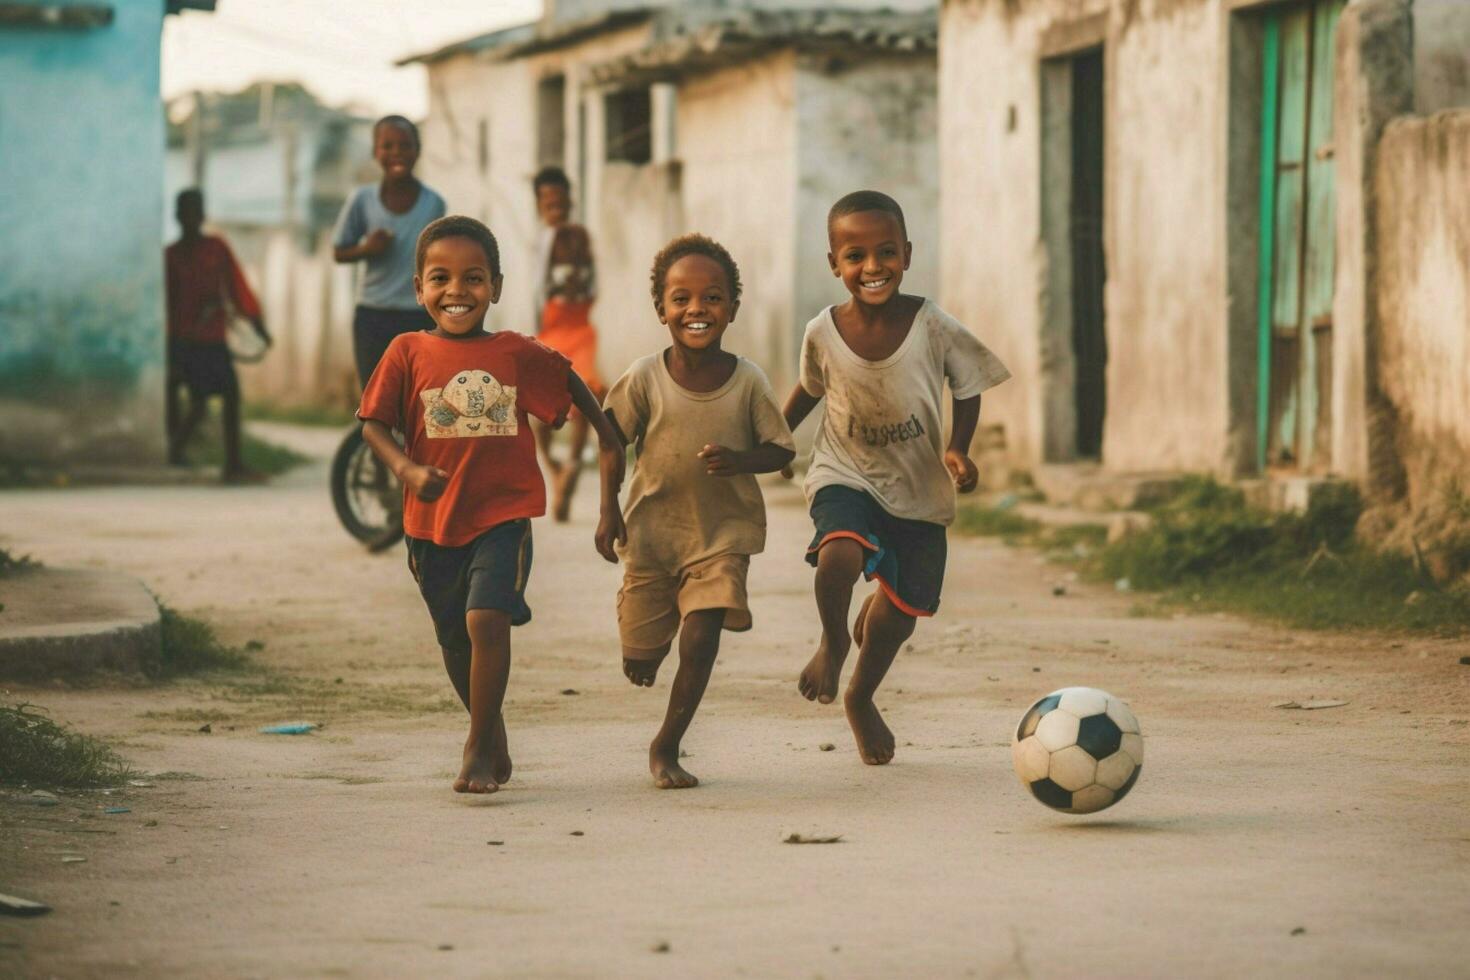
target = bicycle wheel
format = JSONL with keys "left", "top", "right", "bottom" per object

{"left": 330, "top": 426, "right": 404, "bottom": 550}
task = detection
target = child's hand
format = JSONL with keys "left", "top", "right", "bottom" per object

{"left": 698, "top": 444, "right": 745, "bottom": 477}
{"left": 403, "top": 463, "right": 449, "bottom": 502}
{"left": 944, "top": 449, "right": 979, "bottom": 494}
{"left": 595, "top": 507, "right": 626, "bottom": 563}
{"left": 363, "top": 229, "right": 394, "bottom": 256}
{"left": 779, "top": 464, "right": 795, "bottom": 480}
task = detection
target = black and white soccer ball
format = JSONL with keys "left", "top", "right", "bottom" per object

{"left": 1011, "top": 687, "right": 1143, "bottom": 814}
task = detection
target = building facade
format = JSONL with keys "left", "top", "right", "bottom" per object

{"left": 406, "top": 2, "right": 940, "bottom": 396}
{"left": 0, "top": 0, "right": 213, "bottom": 470}
{"left": 938, "top": 0, "right": 1470, "bottom": 508}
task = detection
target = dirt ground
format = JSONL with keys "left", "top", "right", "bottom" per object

{"left": 2, "top": 423, "right": 1468, "bottom": 978}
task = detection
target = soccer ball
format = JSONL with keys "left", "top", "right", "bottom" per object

{"left": 1011, "top": 687, "right": 1143, "bottom": 814}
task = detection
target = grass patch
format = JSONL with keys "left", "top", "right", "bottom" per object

{"left": 146, "top": 605, "right": 253, "bottom": 678}
{"left": 953, "top": 504, "right": 1042, "bottom": 541}
{"left": 246, "top": 401, "right": 356, "bottom": 428}
{"left": 184, "top": 407, "right": 307, "bottom": 477}
{"left": 955, "top": 501, "right": 1107, "bottom": 559}
{"left": 0, "top": 703, "right": 133, "bottom": 788}
{"left": 0, "top": 547, "right": 40, "bottom": 578}
{"left": 961, "top": 476, "right": 1470, "bottom": 634}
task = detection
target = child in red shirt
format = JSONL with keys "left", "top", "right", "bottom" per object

{"left": 359, "top": 215, "right": 624, "bottom": 794}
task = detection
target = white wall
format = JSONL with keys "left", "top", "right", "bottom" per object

{"left": 941, "top": 0, "right": 1239, "bottom": 474}
{"left": 796, "top": 51, "right": 940, "bottom": 384}
{"left": 674, "top": 50, "right": 800, "bottom": 388}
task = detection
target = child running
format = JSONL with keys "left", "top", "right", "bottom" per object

{"left": 601, "top": 234, "right": 795, "bottom": 788}
{"left": 334, "top": 115, "right": 446, "bottom": 388}
{"left": 358, "top": 215, "right": 624, "bottom": 794}
{"left": 163, "top": 188, "right": 271, "bottom": 482}
{"left": 530, "top": 166, "right": 604, "bottom": 522}
{"left": 783, "top": 191, "right": 1010, "bottom": 765}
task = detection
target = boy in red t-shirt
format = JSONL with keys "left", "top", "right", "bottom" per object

{"left": 359, "top": 215, "right": 625, "bottom": 794}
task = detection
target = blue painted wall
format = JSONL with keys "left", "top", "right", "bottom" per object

{"left": 0, "top": 0, "right": 168, "bottom": 466}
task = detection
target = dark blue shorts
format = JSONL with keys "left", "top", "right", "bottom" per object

{"left": 406, "top": 519, "right": 534, "bottom": 655}
{"left": 805, "top": 485, "right": 947, "bottom": 618}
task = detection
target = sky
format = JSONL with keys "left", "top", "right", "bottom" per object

{"left": 161, "top": 0, "right": 543, "bottom": 119}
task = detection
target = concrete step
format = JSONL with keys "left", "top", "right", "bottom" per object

{"left": 0, "top": 568, "right": 160, "bottom": 681}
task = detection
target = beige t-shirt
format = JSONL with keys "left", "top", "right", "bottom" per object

{"left": 800, "top": 299, "right": 1011, "bottom": 526}
{"left": 605, "top": 352, "right": 796, "bottom": 574}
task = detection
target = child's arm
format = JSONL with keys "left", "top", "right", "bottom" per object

{"left": 944, "top": 394, "right": 982, "bottom": 493}
{"left": 334, "top": 230, "right": 393, "bottom": 263}
{"left": 782, "top": 384, "right": 821, "bottom": 433}
{"left": 361, "top": 419, "right": 448, "bottom": 501}
{"left": 567, "top": 371, "right": 626, "bottom": 563}
{"left": 698, "top": 442, "right": 796, "bottom": 477}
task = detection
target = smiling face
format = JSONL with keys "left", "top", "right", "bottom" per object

{"left": 415, "top": 236, "right": 502, "bottom": 336}
{"left": 536, "top": 183, "right": 572, "bottom": 228}
{"left": 373, "top": 121, "right": 419, "bottom": 180}
{"left": 828, "top": 209, "right": 911, "bottom": 307}
{"left": 658, "top": 253, "right": 737, "bottom": 353}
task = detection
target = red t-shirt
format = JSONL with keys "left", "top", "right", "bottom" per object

{"left": 358, "top": 331, "right": 572, "bottom": 546}
{"left": 164, "top": 236, "right": 262, "bottom": 344}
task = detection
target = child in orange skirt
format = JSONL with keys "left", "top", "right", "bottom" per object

{"left": 531, "top": 167, "right": 603, "bottom": 521}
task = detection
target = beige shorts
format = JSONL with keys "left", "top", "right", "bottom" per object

{"left": 618, "top": 553, "right": 752, "bottom": 656}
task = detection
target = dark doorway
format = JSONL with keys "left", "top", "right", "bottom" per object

{"left": 1069, "top": 48, "right": 1107, "bottom": 459}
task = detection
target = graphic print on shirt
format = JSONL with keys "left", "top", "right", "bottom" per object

{"left": 420, "top": 367, "right": 518, "bottom": 439}
{"left": 847, "top": 412, "right": 926, "bottom": 449}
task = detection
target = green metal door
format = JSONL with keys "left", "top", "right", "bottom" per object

{"left": 1257, "top": 0, "right": 1343, "bottom": 472}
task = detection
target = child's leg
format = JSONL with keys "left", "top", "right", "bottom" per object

{"left": 623, "top": 642, "right": 671, "bottom": 687}
{"left": 456, "top": 608, "right": 513, "bottom": 793}
{"left": 843, "top": 590, "right": 915, "bottom": 766}
{"left": 220, "top": 381, "right": 244, "bottom": 477}
{"left": 799, "top": 538, "right": 864, "bottom": 704}
{"left": 173, "top": 388, "right": 208, "bottom": 459}
{"left": 552, "top": 411, "right": 590, "bottom": 522}
{"left": 166, "top": 378, "right": 184, "bottom": 459}
{"left": 648, "top": 608, "right": 723, "bottom": 789}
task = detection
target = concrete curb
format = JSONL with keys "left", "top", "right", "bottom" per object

{"left": 0, "top": 569, "right": 161, "bottom": 681}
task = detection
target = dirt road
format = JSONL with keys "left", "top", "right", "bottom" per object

{"left": 3, "top": 424, "right": 1468, "bottom": 977}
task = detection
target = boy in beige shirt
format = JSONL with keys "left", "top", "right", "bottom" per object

{"left": 601, "top": 234, "right": 795, "bottom": 789}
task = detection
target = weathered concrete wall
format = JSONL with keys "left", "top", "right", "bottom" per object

{"left": 1372, "top": 109, "right": 1470, "bottom": 511}
{"left": 795, "top": 52, "right": 940, "bottom": 392}
{"left": 1330, "top": 0, "right": 1414, "bottom": 491}
{"left": 420, "top": 53, "right": 540, "bottom": 335}
{"left": 1413, "top": 0, "right": 1470, "bottom": 113}
{"left": 940, "top": 0, "right": 1240, "bottom": 474}
{"left": 0, "top": 0, "right": 168, "bottom": 466}
{"left": 674, "top": 51, "right": 799, "bottom": 388}
{"left": 420, "top": 21, "right": 656, "bottom": 374}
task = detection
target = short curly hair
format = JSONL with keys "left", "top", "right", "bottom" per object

{"left": 415, "top": 215, "right": 501, "bottom": 278}
{"left": 827, "top": 189, "right": 907, "bottom": 241}
{"left": 649, "top": 233, "right": 742, "bottom": 311}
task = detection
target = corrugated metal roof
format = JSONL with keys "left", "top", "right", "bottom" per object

{"left": 395, "top": 20, "right": 538, "bottom": 66}
{"left": 587, "top": 8, "right": 937, "bottom": 86}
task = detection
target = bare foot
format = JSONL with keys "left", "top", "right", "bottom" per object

{"left": 798, "top": 635, "right": 848, "bottom": 704}
{"left": 649, "top": 740, "right": 698, "bottom": 789}
{"left": 844, "top": 692, "right": 895, "bottom": 765}
{"left": 623, "top": 658, "right": 660, "bottom": 688}
{"left": 852, "top": 592, "right": 875, "bottom": 648}
{"left": 454, "top": 738, "right": 500, "bottom": 794}
{"left": 492, "top": 714, "right": 512, "bottom": 786}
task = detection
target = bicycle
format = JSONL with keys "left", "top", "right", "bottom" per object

{"left": 330, "top": 424, "right": 404, "bottom": 552}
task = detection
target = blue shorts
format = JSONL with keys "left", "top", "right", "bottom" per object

{"left": 805, "top": 485, "right": 947, "bottom": 618}
{"left": 406, "top": 519, "right": 534, "bottom": 655}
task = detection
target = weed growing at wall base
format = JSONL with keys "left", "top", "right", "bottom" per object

{"left": 0, "top": 702, "right": 133, "bottom": 788}
{"left": 958, "top": 477, "right": 1470, "bottom": 635}
{"left": 147, "top": 605, "right": 253, "bottom": 678}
